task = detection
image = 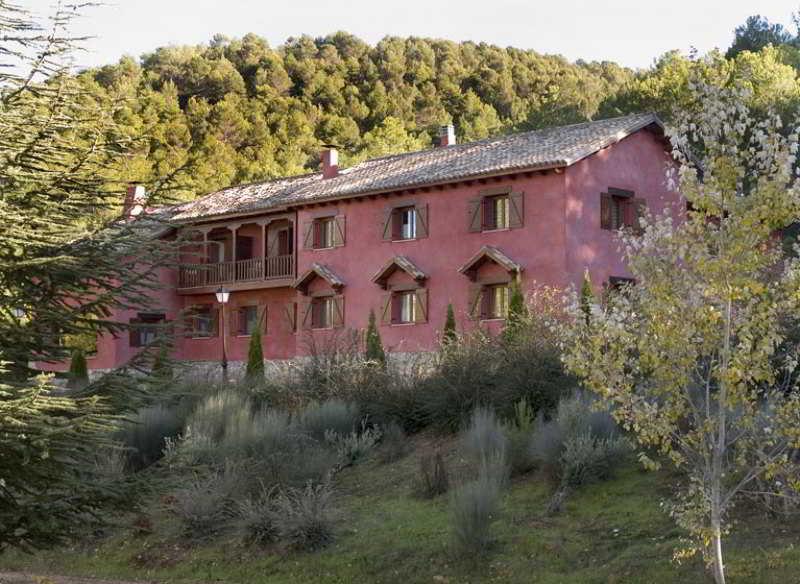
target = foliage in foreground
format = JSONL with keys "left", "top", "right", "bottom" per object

{"left": 561, "top": 81, "right": 800, "bottom": 584}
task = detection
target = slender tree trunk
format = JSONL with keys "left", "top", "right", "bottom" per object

{"left": 710, "top": 503, "right": 725, "bottom": 584}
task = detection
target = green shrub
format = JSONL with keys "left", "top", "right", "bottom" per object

{"left": 237, "top": 487, "right": 279, "bottom": 546}
{"left": 442, "top": 302, "right": 457, "bottom": 346}
{"left": 417, "top": 327, "right": 571, "bottom": 432}
{"left": 415, "top": 451, "right": 449, "bottom": 498}
{"left": 379, "top": 421, "right": 409, "bottom": 463}
{"left": 528, "top": 393, "right": 628, "bottom": 512}
{"left": 461, "top": 407, "right": 509, "bottom": 482}
{"left": 117, "top": 403, "right": 183, "bottom": 471}
{"left": 364, "top": 309, "right": 386, "bottom": 366}
{"left": 560, "top": 434, "right": 628, "bottom": 488}
{"left": 295, "top": 399, "right": 360, "bottom": 442}
{"left": 173, "top": 473, "right": 237, "bottom": 539}
{"left": 274, "top": 481, "right": 335, "bottom": 551}
{"left": 67, "top": 348, "right": 89, "bottom": 390}
{"left": 450, "top": 470, "right": 503, "bottom": 556}
{"left": 186, "top": 388, "right": 250, "bottom": 444}
{"left": 329, "top": 422, "right": 381, "bottom": 467}
{"left": 245, "top": 325, "right": 265, "bottom": 384}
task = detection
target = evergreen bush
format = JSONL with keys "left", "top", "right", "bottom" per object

{"left": 245, "top": 325, "right": 265, "bottom": 384}
{"left": 67, "top": 348, "right": 89, "bottom": 390}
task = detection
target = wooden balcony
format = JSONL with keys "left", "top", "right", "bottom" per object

{"left": 178, "top": 254, "right": 295, "bottom": 292}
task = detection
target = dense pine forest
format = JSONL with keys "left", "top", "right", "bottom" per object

{"left": 85, "top": 16, "right": 800, "bottom": 208}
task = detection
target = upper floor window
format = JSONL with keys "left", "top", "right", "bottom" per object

{"left": 484, "top": 195, "right": 510, "bottom": 231}
{"left": 382, "top": 203, "right": 429, "bottom": 241}
{"left": 315, "top": 217, "right": 335, "bottom": 249}
{"left": 396, "top": 207, "right": 417, "bottom": 240}
{"left": 129, "top": 312, "right": 165, "bottom": 347}
{"left": 304, "top": 215, "right": 345, "bottom": 250}
{"left": 468, "top": 189, "right": 524, "bottom": 233}
{"left": 601, "top": 188, "right": 645, "bottom": 233}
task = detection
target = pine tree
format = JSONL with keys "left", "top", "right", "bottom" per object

{"left": 245, "top": 324, "right": 265, "bottom": 383}
{"left": 579, "top": 269, "right": 595, "bottom": 323}
{"left": 442, "top": 302, "right": 457, "bottom": 346}
{"left": 0, "top": 3, "right": 169, "bottom": 551}
{"left": 151, "top": 343, "right": 173, "bottom": 381}
{"left": 364, "top": 309, "right": 386, "bottom": 366}
{"left": 67, "top": 349, "right": 89, "bottom": 389}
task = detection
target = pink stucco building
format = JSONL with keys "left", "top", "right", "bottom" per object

{"left": 68, "top": 113, "right": 681, "bottom": 373}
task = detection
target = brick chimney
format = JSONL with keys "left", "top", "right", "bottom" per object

{"left": 321, "top": 147, "right": 339, "bottom": 179}
{"left": 438, "top": 124, "right": 456, "bottom": 147}
{"left": 123, "top": 183, "right": 147, "bottom": 219}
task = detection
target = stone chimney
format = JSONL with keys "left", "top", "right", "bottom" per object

{"left": 438, "top": 124, "right": 456, "bottom": 147}
{"left": 123, "top": 183, "right": 147, "bottom": 219}
{"left": 321, "top": 147, "right": 339, "bottom": 179}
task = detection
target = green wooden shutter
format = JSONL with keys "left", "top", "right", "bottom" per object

{"left": 509, "top": 192, "right": 524, "bottom": 229}
{"left": 600, "top": 193, "right": 612, "bottom": 230}
{"left": 414, "top": 288, "right": 428, "bottom": 323}
{"left": 415, "top": 204, "right": 429, "bottom": 238}
{"left": 333, "top": 215, "right": 346, "bottom": 247}
{"left": 467, "top": 197, "right": 482, "bottom": 232}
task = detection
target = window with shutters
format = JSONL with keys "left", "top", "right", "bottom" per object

{"left": 130, "top": 312, "right": 166, "bottom": 347}
{"left": 236, "top": 305, "right": 261, "bottom": 336}
{"left": 468, "top": 190, "right": 523, "bottom": 232}
{"left": 382, "top": 203, "right": 428, "bottom": 241}
{"left": 311, "top": 296, "right": 335, "bottom": 329}
{"left": 395, "top": 206, "right": 417, "bottom": 240}
{"left": 485, "top": 284, "right": 510, "bottom": 319}
{"left": 484, "top": 195, "right": 510, "bottom": 231}
{"left": 189, "top": 305, "right": 216, "bottom": 338}
{"left": 306, "top": 215, "right": 344, "bottom": 249}
{"left": 601, "top": 189, "right": 645, "bottom": 233}
{"left": 392, "top": 290, "right": 416, "bottom": 324}
{"left": 608, "top": 276, "right": 635, "bottom": 292}
{"left": 314, "top": 217, "right": 335, "bottom": 249}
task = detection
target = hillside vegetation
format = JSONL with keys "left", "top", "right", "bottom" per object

{"left": 85, "top": 26, "right": 800, "bottom": 208}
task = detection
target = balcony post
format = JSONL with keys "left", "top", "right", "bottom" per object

{"left": 261, "top": 220, "right": 267, "bottom": 279}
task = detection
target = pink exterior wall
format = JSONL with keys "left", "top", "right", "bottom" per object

{"left": 564, "top": 130, "right": 680, "bottom": 288}
{"left": 291, "top": 170, "right": 568, "bottom": 355}
{"left": 48, "top": 128, "right": 681, "bottom": 373}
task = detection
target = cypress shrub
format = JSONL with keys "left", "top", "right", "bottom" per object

{"left": 245, "top": 325, "right": 265, "bottom": 383}
{"left": 580, "top": 269, "right": 595, "bottom": 323}
{"left": 67, "top": 348, "right": 89, "bottom": 389}
{"left": 364, "top": 309, "right": 386, "bottom": 366}
{"left": 442, "top": 302, "right": 457, "bottom": 346}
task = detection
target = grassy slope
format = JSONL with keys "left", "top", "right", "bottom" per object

{"left": 3, "top": 435, "right": 800, "bottom": 584}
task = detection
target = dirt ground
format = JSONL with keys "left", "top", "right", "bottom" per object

{"left": 0, "top": 573, "right": 159, "bottom": 584}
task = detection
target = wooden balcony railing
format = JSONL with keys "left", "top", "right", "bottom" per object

{"left": 179, "top": 254, "right": 295, "bottom": 289}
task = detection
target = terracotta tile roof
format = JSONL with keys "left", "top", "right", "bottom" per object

{"left": 459, "top": 245, "right": 523, "bottom": 278}
{"left": 171, "top": 113, "right": 661, "bottom": 223}
{"left": 294, "top": 263, "right": 346, "bottom": 293}
{"left": 371, "top": 256, "right": 428, "bottom": 288}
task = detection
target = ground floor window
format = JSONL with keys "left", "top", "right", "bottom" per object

{"left": 129, "top": 312, "right": 166, "bottom": 347}
{"left": 311, "top": 296, "right": 335, "bottom": 329}
{"left": 236, "top": 305, "right": 261, "bottom": 336}
{"left": 482, "top": 284, "right": 510, "bottom": 320}
{"left": 392, "top": 290, "right": 416, "bottom": 324}
{"left": 189, "top": 305, "right": 216, "bottom": 338}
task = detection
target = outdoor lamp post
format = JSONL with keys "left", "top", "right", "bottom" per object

{"left": 215, "top": 286, "right": 230, "bottom": 382}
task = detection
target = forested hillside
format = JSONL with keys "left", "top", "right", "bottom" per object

{"left": 84, "top": 18, "right": 800, "bottom": 206}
